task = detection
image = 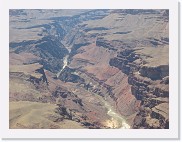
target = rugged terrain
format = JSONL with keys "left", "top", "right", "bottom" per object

{"left": 9, "top": 9, "right": 169, "bottom": 129}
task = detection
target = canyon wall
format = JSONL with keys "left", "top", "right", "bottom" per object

{"left": 9, "top": 9, "right": 169, "bottom": 129}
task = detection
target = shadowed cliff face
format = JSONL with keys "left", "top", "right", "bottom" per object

{"left": 9, "top": 9, "right": 169, "bottom": 129}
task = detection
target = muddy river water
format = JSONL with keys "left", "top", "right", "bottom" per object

{"left": 96, "top": 95, "right": 130, "bottom": 129}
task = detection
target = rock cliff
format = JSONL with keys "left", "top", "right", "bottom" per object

{"left": 109, "top": 43, "right": 169, "bottom": 128}
{"left": 9, "top": 9, "right": 169, "bottom": 129}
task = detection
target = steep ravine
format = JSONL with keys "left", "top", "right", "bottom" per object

{"left": 9, "top": 9, "right": 169, "bottom": 129}
{"left": 56, "top": 28, "right": 168, "bottom": 129}
{"left": 109, "top": 48, "right": 169, "bottom": 129}
{"left": 55, "top": 45, "right": 131, "bottom": 128}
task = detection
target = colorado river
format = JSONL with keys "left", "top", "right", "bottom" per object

{"left": 57, "top": 46, "right": 130, "bottom": 129}
{"left": 56, "top": 45, "right": 71, "bottom": 78}
{"left": 98, "top": 96, "right": 130, "bottom": 129}
{"left": 56, "top": 55, "right": 69, "bottom": 78}
{"left": 87, "top": 90, "right": 130, "bottom": 129}
{"left": 104, "top": 100, "right": 130, "bottom": 129}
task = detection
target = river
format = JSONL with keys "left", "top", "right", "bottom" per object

{"left": 57, "top": 46, "right": 130, "bottom": 129}
{"left": 105, "top": 102, "right": 130, "bottom": 128}
{"left": 96, "top": 95, "right": 130, "bottom": 129}
{"left": 56, "top": 45, "right": 71, "bottom": 78}
{"left": 56, "top": 55, "right": 69, "bottom": 78}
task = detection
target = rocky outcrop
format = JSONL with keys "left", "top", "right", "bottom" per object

{"left": 139, "top": 65, "right": 169, "bottom": 80}
{"left": 76, "top": 70, "right": 115, "bottom": 99}
{"left": 107, "top": 37, "right": 169, "bottom": 128}
{"left": 9, "top": 63, "right": 48, "bottom": 87}
{"left": 56, "top": 106, "right": 73, "bottom": 120}
{"left": 9, "top": 63, "right": 57, "bottom": 102}
{"left": 133, "top": 102, "right": 169, "bottom": 129}
{"left": 53, "top": 86, "right": 84, "bottom": 107}
{"left": 32, "top": 67, "right": 48, "bottom": 85}
{"left": 109, "top": 49, "right": 140, "bottom": 75}
{"left": 69, "top": 42, "right": 90, "bottom": 58}
{"left": 58, "top": 67, "right": 85, "bottom": 83}
{"left": 96, "top": 38, "right": 117, "bottom": 51}
{"left": 52, "top": 86, "right": 107, "bottom": 128}
{"left": 10, "top": 32, "right": 68, "bottom": 73}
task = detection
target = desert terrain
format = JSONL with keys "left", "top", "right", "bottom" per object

{"left": 9, "top": 9, "right": 169, "bottom": 129}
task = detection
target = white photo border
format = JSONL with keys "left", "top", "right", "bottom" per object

{"left": 0, "top": 0, "right": 179, "bottom": 139}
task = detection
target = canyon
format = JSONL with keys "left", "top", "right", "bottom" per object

{"left": 9, "top": 9, "right": 169, "bottom": 129}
